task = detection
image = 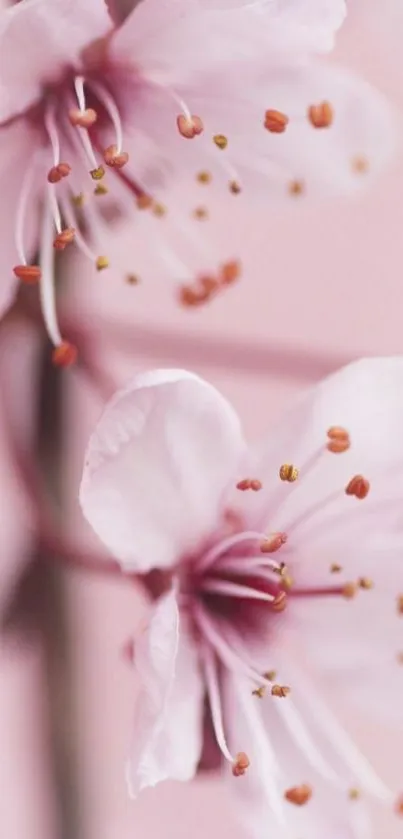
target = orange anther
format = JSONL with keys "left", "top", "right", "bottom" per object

{"left": 285, "top": 784, "right": 312, "bottom": 806}
{"left": 264, "top": 109, "right": 289, "bottom": 134}
{"left": 52, "top": 341, "right": 77, "bottom": 368}
{"left": 345, "top": 475, "right": 370, "bottom": 500}
{"left": 53, "top": 227, "right": 75, "bottom": 251}
{"left": 177, "top": 114, "right": 204, "bottom": 139}
{"left": 308, "top": 101, "right": 333, "bottom": 129}
{"left": 260, "top": 533, "right": 288, "bottom": 554}
{"left": 68, "top": 107, "right": 98, "bottom": 128}
{"left": 104, "top": 144, "right": 129, "bottom": 168}
{"left": 232, "top": 752, "right": 250, "bottom": 777}
{"left": 13, "top": 264, "right": 41, "bottom": 284}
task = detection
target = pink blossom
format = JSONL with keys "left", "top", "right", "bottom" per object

{"left": 0, "top": 0, "right": 397, "bottom": 358}
{"left": 80, "top": 359, "right": 403, "bottom": 836}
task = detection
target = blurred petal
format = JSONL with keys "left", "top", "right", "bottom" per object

{"left": 126, "top": 589, "right": 204, "bottom": 796}
{"left": 0, "top": 0, "right": 111, "bottom": 122}
{"left": 80, "top": 369, "right": 245, "bottom": 572}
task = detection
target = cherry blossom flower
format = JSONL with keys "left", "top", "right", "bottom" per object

{"left": 0, "top": 0, "right": 397, "bottom": 360}
{"left": 80, "top": 358, "right": 403, "bottom": 837}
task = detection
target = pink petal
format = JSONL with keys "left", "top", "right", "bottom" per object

{"left": 224, "top": 673, "right": 379, "bottom": 838}
{"left": 0, "top": 0, "right": 111, "bottom": 123}
{"left": 196, "top": 0, "right": 346, "bottom": 53}
{"left": 80, "top": 370, "right": 245, "bottom": 572}
{"left": 238, "top": 357, "right": 403, "bottom": 536}
{"left": 126, "top": 589, "right": 204, "bottom": 796}
{"left": 110, "top": 0, "right": 344, "bottom": 86}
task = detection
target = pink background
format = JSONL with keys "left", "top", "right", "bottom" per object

{"left": 1, "top": 2, "right": 403, "bottom": 837}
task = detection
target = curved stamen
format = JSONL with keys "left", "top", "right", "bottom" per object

{"left": 44, "top": 105, "right": 61, "bottom": 166}
{"left": 88, "top": 80, "right": 124, "bottom": 154}
{"left": 200, "top": 577, "right": 275, "bottom": 603}
{"left": 48, "top": 183, "right": 62, "bottom": 234}
{"left": 15, "top": 156, "right": 39, "bottom": 265}
{"left": 197, "top": 530, "right": 270, "bottom": 573}
{"left": 61, "top": 196, "right": 103, "bottom": 265}
{"left": 194, "top": 603, "right": 265, "bottom": 686}
{"left": 201, "top": 645, "right": 236, "bottom": 765}
{"left": 39, "top": 195, "right": 62, "bottom": 347}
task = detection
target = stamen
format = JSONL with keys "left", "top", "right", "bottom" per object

{"left": 397, "top": 594, "right": 403, "bottom": 616}
{"left": 330, "top": 563, "right": 342, "bottom": 573}
{"left": 197, "top": 170, "right": 212, "bottom": 184}
{"left": 284, "top": 784, "right": 312, "bottom": 806}
{"left": 349, "top": 788, "right": 361, "bottom": 800}
{"left": 271, "top": 684, "right": 291, "bottom": 698}
{"left": 260, "top": 532, "right": 288, "bottom": 554}
{"left": 69, "top": 77, "right": 102, "bottom": 175}
{"left": 87, "top": 80, "right": 125, "bottom": 155}
{"left": 352, "top": 155, "right": 369, "bottom": 175}
{"left": 52, "top": 341, "right": 78, "bottom": 367}
{"left": 345, "top": 475, "right": 370, "bottom": 500}
{"left": 14, "top": 155, "right": 39, "bottom": 267}
{"left": 327, "top": 425, "right": 350, "bottom": 453}
{"left": 236, "top": 478, "right": 262, "bottom": 492}
{"left": 252, "top": 686, "right": 266, "bottom": 698}
{"left": 200, "top": 577, "right": 275, "bottom": 603}
{"left": 288, "top": 179, "right": 304, "bottom": 196}
{"left": 279, "top": 463, "right": 299, "bottom": 482}
{"left": 264, "top": 110, "right": 289, "bottom": 134}
{"left": 13, "top": 265, "right": 41, "bottom": 284}
{"left": 194, "top": 605, "right": 267, "bottom": 685}
{"left": 39, "top": 197, "right": 74, "bottom": 360}
{"left": 358, "top": 577, "right": 373, "bottom": 590}
{"left": 44, "top": 105, "right": 61, "bottom": 166}
{"left": 177, "top": 113, "right": 204, "bottom": 139}
{"left": 69, "top": 107, "right": 98, "bottom": 128}
{"left": 197, "top": 530, "right": 272, "bottom": 573}
{"left": 213, "top": 134, "right": 228, "bottom": 150}
{"left": 60, "top": 196, "right": 108, "bottom": 270}
{"left": 221, "top": 260, "right": 241, "bottom": 285}
{"left": 104, "top": 144, "right": 129, "bottom": 169}
{"left": 48, "top": 163, "right": 72, "bottom": 184}
{"left": 229, "top": 180, "right": 241, "bottom": 194}
{"left": 272, "top": 591, "right": 287, "bottom": 612}
{"left": 193, "top": 206, "right": 208, "bottom": 220}
{"left": 53, "top": 227, "right": 75, "bottom": 251}
{"left": 308, "top": 101, "right": 334, "bottom": 129}
{"left": 201, "top": 644, "right": 249, "bottom": 774}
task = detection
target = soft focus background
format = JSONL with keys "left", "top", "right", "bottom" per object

{"left": 1, "top": 2, "right": 403, "bottom": 837}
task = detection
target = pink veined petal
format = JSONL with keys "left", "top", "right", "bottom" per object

{"left": 0, "top": 0, "right": 112, "bottom": 123}
{"left": 80, "top": 369, "right": 245, "bottom": 573}
{"left": 217, "top": 61, "right": 397, "bottom": 199}
{"left": 234, "top": 356, "right": 403, "bottom": 538}
{"left": 224, "top": 673, "right": 376, "bottom": 839}
{"left": 110, "top": 0, "right": 343, "bottom": 87}
{"left": 126, "top": 589, "right": 204, "bottom": 796}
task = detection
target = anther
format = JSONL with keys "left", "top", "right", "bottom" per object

{"left": 197, "top": 171, "right": 212, "bottom": 184}
{"left": 68, "top": 107, "right": 98, "bottom": 128}
{"left": 264, "top": 670, "right": 276, "bottom": 681}
{"left": 213, "top": 134, "right": 228, "bottom": 150}
{"left": 232, "top": 752, "right": 250, "bottom": 777}
{"left": 395, "top": 794, "right": 403, "bottom": 816}
{"left": 284, "top": 784, "right": 312, "bottom": 806}
{"left": 52, "top": 341, "right": 77, "bottom": 368}
{"left": 177, "top": 114, "right": 204, "bottom": 139}
{"left": 351, "top": 155, "right": 369, "bottom": 174}
{"left": 397, "top": 651, "right": 403, "bottom": 665}
{"left": 193, "top": 207, "right": 208, "bottom": 220}
{"left": 264, "top": 110, "right": 289, "bottom": 134}
{"left": 71, "top": 193, "right": 85, "bottom": 207}
{"left": 53, "top": 227, "right": 75, "bottom": 251}
{"left": 327, "top": 425, "right": 350, "bottom": 453}
{"left": 221, "top": 260, "right": 241, "bottom": 285}
{"left": 288, "top": 179, "right": 304, "bottom": 196}
{"left": 13, "top": 264, "right": 41, "bottom": 284}
{"left": 96, "top": 256, "right": 109, "bottom": 271}
{"left": 229, "top": 180, "right": 241, "bottom": 194}
{"left": 90, "top": 166, "right": 105, "bottom": 181}
{"left": 308, "top": 101, "right": 333, "bottom": 129}
{"left": 236, "top": 479, "right": 262, "bottom": 492}
{"left": 342, "top": 582, "right": 358, "bottom": 599}
{"left": 271, "top": 684, "right": 291, "bottom": 698}
{"left": 358, "top": 577, "right": 373, "bottom": 590}
{"left": 349, "top": 788, "right": 361, "bottom": 800}
{"left": 152, "top": 202, "right": 166, "bottom": 217}
{"left": 136, "top": 193, "right": 153, "bottom": 210}
{"left": 345, "top": 475, "right": 370, "bottom": 500}
{"left": 47, "top": 162, "right": 72, "bottom": 184}
{"left": 279, "top": 464, "right": 299, "bottom": 482}
{"left": 330, "top": 563, "right": 342, "bottom": 573}
{"left": 397, "top": 594, "right": 403, "bottom": 616}
{"left": 260, "top": 533, "right": 287, "bottom": 554}
{"left": 252, "top": 686, "right": 266, "bottom": 698}
{"left": 126, "top": 274, "right": 140, "bottom": 285}
{"left": 94, "top": 183, "right": 109, "bottom": 196}
{"left": 272, "top": 591, "right": 287, "bottom": 612}
{"left": 103, "top": 144, "right": 129, "bottom": 168}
